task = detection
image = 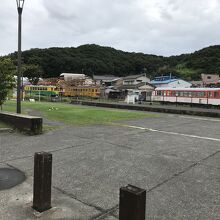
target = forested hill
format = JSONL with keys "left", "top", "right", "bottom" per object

{"left": 9, "top": 44, "right": 220, "bottom": 80}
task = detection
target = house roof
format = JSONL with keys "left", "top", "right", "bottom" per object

{"left": 60, "top": 73, "right": 86, "bottom": 79}
{"left": 93, "top": 75, "right": 120, "bottom": 81}
{"left": 123, "top": 74, "right": 147, "bottom": 80}
{"left": 150, "top": 78, "right": 178, "bottom": 85}
{"left": 116, "top": 82, "right": 146, "bottom": 90}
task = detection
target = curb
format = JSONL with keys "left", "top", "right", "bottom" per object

{"left": 0, "top": 128, "right": 13, "bottom": 133}
{"left": 71, "top": 100, "right": 220, "bottom": 118}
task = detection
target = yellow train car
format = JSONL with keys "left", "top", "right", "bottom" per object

{"left": 24, "top": 85, "right": 60, "bottom": 99}
{"left": 63, "top": 86, "right": 100, "bottom": 98}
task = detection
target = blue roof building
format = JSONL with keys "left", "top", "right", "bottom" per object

{"left": 150, "top": 75, "right": 192, "bottom": 88}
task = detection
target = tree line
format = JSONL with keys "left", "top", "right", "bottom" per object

{"left": 6, "top": 44, "right": 220, "bottom": 81}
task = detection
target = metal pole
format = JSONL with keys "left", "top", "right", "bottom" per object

{"left": 39, "top": 90, "right": 41, "bottom": 102}
{"left": 17, "top": 7, "right": 22, "bottom": 113}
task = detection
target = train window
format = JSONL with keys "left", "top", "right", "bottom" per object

{"left": 208, "top": 92, "right": 213, "bottom": 97}
{"left": 214, "top": 92, "right": 218, "bottom": 98}
{"left": 157, "top": 91, "right": 162, "bottom": 96}
{"left": 197, "top": 92, "right": 205, "bottom": 97}
{"left": 192, "top": 92, "right": 197, "bottom": 97}
{"left": 183, "top": 92, "right": 190, "bottom": 97}
{"left": 92, "top": 89, "right": 94, "bottom": 92}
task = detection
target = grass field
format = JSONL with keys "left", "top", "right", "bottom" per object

{"left": 1, "top": 101, "right": 157, "bottom": 125}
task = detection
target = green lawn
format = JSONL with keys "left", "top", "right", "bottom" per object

{"left": 1, "top": 101, "right": 158, "bottom": 125}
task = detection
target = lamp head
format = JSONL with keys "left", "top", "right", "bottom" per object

{"left": 16, "top": 0, "right": 25, "bottom": 13}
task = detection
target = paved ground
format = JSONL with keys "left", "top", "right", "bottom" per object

{"left": 0, "top": 108, "right": 220, "bottom": 219}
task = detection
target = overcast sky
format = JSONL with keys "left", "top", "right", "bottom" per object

{"left": 1, "top": 0, "right": 220, "bottom": 56}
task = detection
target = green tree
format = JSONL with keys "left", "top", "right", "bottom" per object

{"left": 23, "top": 64, "right": 43, "bottom": 85}
{"left": 0, "top": 58, "right": 15, "bottom": 109}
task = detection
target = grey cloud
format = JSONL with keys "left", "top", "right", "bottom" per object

{"left": 1, "top": 0, "right": 220, "bottom": 56}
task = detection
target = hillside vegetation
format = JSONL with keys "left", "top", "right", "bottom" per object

{"left": 8, "top": 44, "right": 220, "bottom": 80}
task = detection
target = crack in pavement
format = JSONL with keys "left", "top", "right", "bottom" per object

{"left": 146, "top": 149, "right": 220, "bottom": 194}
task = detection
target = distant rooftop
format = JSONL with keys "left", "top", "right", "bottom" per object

{"left": 93, "top": 75, "right": 120, "bottom": 81}
{"left": 150, "top": 75, "right": 178, "bottom": 85}
{"left": 123, "top": 74, "right": 147, "bottom": 80}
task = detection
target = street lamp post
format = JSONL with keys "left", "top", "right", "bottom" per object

{"left": 16, "top": 0, "right": 25, "bottom": 114}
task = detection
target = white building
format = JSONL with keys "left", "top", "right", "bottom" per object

{"left": 150, "top": 76, "right": 192, "bottom": 88}
{"left": 60, "top": 73, "right": 86, "bottom": 81}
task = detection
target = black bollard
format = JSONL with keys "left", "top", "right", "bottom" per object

{"left": 33, "top": 152, "right": 52, "bottom": 212}
{"left": 119, "top": 184, "right": 146, "bottom": 220}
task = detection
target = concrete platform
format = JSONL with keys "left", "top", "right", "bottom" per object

{"left": 0, "top": 110, "right": 220, "bottom": 219}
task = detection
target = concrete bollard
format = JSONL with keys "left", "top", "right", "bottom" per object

{"left": 33, "top": 152, "right": 52, "bottom": 212}
{"left": 119, "top": 184, "right": 146, "bottom": 220}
